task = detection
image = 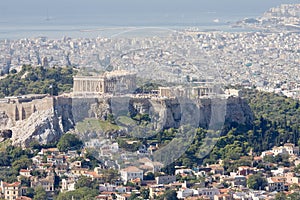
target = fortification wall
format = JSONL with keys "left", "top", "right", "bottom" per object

{"left": 0, "top": 96, "right": 54, "bottom": 124}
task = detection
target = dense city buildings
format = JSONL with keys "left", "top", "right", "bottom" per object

{"left": 0, "top": 3, "right": 300, "bottom": 200}
{"left": 1, "top": 27, "right": 300, "bottom": 99}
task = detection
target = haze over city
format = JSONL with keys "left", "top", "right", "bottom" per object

{"left": 0, "top": 1, "right": 300, "bottom": 200}
{"left": 1, "top": 0, "right": 299, "bottom": 30}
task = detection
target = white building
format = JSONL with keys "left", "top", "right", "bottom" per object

{"left": 61, "top": 178, "right": 76, "bottom": 192}
{"left": 271, "top": 146, "right": 289, "bottom": 156}
{"left": 283, "top": 143, "right": 299, "bottom": 155}
{"left": 261, "top": 143, "right": 299, "bottom": 158}
{"left": 197, "top": 188, "right": 220, "bottom": 200}
{"left": 99, "top": 183, "right": 117, "bottom": 192}
{"left": 0, "top": 181, "right": 22, "bottom": 200}
{"left": 19, "top": 169, "right": 31, "bottom": 177}
{"left": 266, "top": 177, "right": 286, "bottom": 192}
{"left": 120, "top": 166, "right": 143, "bottom": 183}
{"left": 175, "top": 168, "right": 193, "bottom": 175}
{"left": 177, "top": 188, "right": 194, "bottom": 199}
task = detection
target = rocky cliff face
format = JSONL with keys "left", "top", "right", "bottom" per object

{"left": 0, "top": 96, "right": 74, "bottom": 147}
{"left": 0, "top": 95, "right": 253, "bottom": 147}
{"left": 75, "top": 96, "right": 253, "bottom": 131}
{"left": 12, "top": 108, "right": 62, "bottom": 147}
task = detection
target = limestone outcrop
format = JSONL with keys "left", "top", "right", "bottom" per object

{"left": 74, "top": 96, "right": 253, "bottom": 131}
{"left": 0, "top": 96, "right": 74, "bottom": 147}
{"left": 0, "top": 94, "right": 253, "bottom": 147}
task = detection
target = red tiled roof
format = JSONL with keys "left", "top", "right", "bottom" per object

{"left": 20, "top": 169, "right": 30, "bottom": 172}
{"left": 265, "top": 152, "right": 274, "bottom": 155}
{"left": 269, "top": 177, "right": 286, "bottom": 183}
{"left": 130, "top": 178, "right": 141, "bottom": 183}
{"left": 219, "top": 188, "right": 229, "bottom": 194}
{"left": 84, "top": 171, "right": 103, "bottom": 178}
{"left": 3, "top": 182, "right": 21, "bottom": 187}
{"left": 254, "top": 156, "right": 262, "bottom": 160}
{"left": 16, "top": 196, "right": 32, "bottom": 200}
{"left": 121, "top": 166, "right": 142, "bottom": 173}
{"left": 101, "top": 191, "right": 116, "bottom": 195}
{"left": 284, "top": 143, "right": 294, "bottom": 147}
{"left": 42, "top": 148, "right": 59, "bottom": 152}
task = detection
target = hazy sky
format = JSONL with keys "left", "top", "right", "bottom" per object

{"left": 0, "top": 0, "right": 299, "bottom": 25}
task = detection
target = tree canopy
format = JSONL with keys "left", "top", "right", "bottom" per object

{"left": 0, "top": 65, "right": 77, "bottom": 97}
{"left": 56, "top": 187, "right": 99, "bottom": 200}
{"left": 247, "top": 173, "right": 267, "bottom": 190}
{"left": 57, "top": 133, "right": 83, "bottom": 152}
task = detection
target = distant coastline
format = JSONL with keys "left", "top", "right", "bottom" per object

{"left": 0, "top": 23, "right": 256, "bottom": 40}
{"left": 0, "top": 12, "right": 259, "bottom": 40}
{"left": 1, "top": 2, "right": 298, "bottom": 40}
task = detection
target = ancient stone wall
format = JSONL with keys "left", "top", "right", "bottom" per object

{"left": 0, "top": 96, "right": 54, "bottom": 125}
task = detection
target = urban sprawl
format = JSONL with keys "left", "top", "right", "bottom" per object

{"left": 0, "top": 3, "right": 300, "bottom": 200}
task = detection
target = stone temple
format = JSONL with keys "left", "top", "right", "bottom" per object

{"left": 73, "top": 70, "right": 137, "bottom": 96}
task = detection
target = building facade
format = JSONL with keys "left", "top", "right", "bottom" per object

{"left": 120, "top": 166, "right": 143, "bottom": 183}
{"left": 73, "top": 70, "right": 136, "bottom": 96}
{"left": 266, "top": 177, "right": 286, "bottom": 192}
{"left": 0, "top": 181, "right": 22, "bottom": 200}
{"left": 158, "top": 85, "right": 215, "bottom": 99}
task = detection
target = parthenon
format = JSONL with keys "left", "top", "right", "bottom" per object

{"left": 73, "top": 70, "right": 137, "bottom": 96}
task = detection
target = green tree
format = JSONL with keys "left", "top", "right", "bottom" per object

{"left": 128, "top": 192, "right": 138, "bottom": 200}
{"left": 263, "top": 155, "right": 276, "bottom": 163}
{"left": 247, "top": 173, "right": 267, "bottom": 190}
{"left": 159, "top": 190, "right": 178, "bottom": 200}
{"left": 0, "top": 65, "right": 76, "bottom": 97}
{"left": 140, "top": 188, "right": 150, "bottom": 199}
{"left": 57, "top": 133, "right": 83, "bottom": 152}
{"left": 144, "top": 172, "right": 155, "bottom": 180}
{"left": 275, "top": 192, "right": 286, "bottom": 200}
{"left": 56, "top": 187, "right": 99, "bottom": 200}
{"left": 102, "top": 168, "right": 119, "bottom": 183}
{"left": 11, "top": 157, "right": 32, "bottom": 173}
{"left": 75, "top": 176, "right": 97, "bottom": 190}
{"left": 28, "top": 140, "right": 43, "bottom": 151}
{"left": 19, "top": 176, "right": 31, "bottom": 187}
{"left": 0, "top": 152, "right": 10, "bottom": 166}
{"left": 33, "top": 186, "right": 47, "bottom": 200}
{"left": 289, "top": 183, "right": 300, "bottom": 191}
{"left": 288, "top": 192, "right": 300, "bottom": 200}
{"left": 107, "top": 113, "right": 116, "bottom": 124}
{"left": 25, "top": 187, "right": 34, "bottom": 198}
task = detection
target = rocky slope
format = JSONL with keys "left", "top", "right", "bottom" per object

{"left": 0, "top": 95, "right": 253, "bottom": 147}
{"left": 75, "top": 96, "right": 253, "bottom": 131}
{"left": 0, "top": 96, "right": 74, "bottom": 147}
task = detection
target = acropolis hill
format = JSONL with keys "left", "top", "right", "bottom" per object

{"left": 0, "top": 70, "right": 253, "bottom": 147}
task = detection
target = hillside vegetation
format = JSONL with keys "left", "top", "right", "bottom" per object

{"left": 0, "top": 65, "right": 77, "bottom": 97}
{"left": 139, "top": 88, "right": 300, "bottom": 173}
{"left": 0, "top": 66, "right": 299, "bottom": 174}
{"left": 198, "top": 88, "right": 300, "bottom": 171}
